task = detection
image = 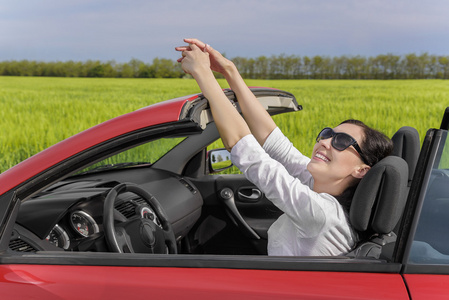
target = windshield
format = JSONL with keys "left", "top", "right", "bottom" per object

{"left": 76, "top": 137, "right": 186, "bottom": 175}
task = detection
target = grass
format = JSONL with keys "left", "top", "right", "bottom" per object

{"left": 1, "top": 77, "right": 448, "bottom": 173}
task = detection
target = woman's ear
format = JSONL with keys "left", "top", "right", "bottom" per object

{"left": 352, "top": 165, "right": 371, "bottom": 179}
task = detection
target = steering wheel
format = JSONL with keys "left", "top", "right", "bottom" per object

{"left": 103, "top": 183, "right": 177, "bottom": 254}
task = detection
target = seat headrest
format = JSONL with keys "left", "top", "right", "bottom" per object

{"left": 350, "top": 156, "right": 408, "bottom": 234}
{"left": 391, "top": 126, "right": 420, "bottom": 183}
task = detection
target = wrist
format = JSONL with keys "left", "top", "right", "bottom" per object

{"left": 190, "top": 65, "right": 214, "bottom": 80}
{"left": 222, "top": 61, "right": 238, "bottom": 78}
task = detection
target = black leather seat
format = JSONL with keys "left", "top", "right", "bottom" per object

{"left": 346, "top": 156, "right": 408, "bottom": 259}
{"left": 391, "top": 126, "right": 421, "bottom": 235}
{"left": 391, "top": 126, "right": 420, "bottom": 186}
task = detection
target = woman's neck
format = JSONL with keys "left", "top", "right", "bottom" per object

{"left": 312, "top": 176, "right": 354, "bottom": 197}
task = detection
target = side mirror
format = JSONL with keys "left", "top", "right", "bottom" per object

{"left": 208, "top": 148, "right": 233, "bottom": 173}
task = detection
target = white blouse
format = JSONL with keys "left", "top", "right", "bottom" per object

{"left": 230, "top": 127, "right": 357, "bottom": 256}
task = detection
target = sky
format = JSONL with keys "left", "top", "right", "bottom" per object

{"left": 1, "top": 0, "right": 448, "bottom": 63}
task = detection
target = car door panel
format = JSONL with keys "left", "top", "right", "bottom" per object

{"left": 188, "top": 174, "right": 281, "bottom": 255}
{"left": 404, "top": 274, "right": 449, "bottom": 300}
{"left": 0, "top": 264, "right": 410, "bottom": 300}
{"left": 234, "top": 185, "right": 283, "bottom": 239}
{"left": 214, "top": 174, "right": 282, "bottom": 254}
{"left": 215, "top": 174, "right": 282, "bottom": 237}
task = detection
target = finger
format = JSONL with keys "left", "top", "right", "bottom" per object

{"left": 206, "top": 44, "right": 217, "bottom": 54}
{"left": 184, "top": 38, "right": 206, "bottom": 49}
{"left": 189, "top": 43, "right": 201, "bottom": 51}
{"left": 184, "top": 39, "right": 210, "bottom": 52}
{"left": 175, "top": 46, "right": 191, "bottom": 52}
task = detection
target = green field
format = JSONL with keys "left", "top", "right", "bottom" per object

{"left": 1, "top": 77, "right": 448, "bottom": 173}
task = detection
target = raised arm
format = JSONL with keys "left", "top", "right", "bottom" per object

{"left": 221, "top": 62, "right": 277, "bottom": 146}
{"left": 176, "top": 43, "right": 250, "bottom": 151}
{"left": 177, "top": 39, "right": 276, "bottom": 146}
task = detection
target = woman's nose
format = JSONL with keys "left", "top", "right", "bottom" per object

{"left": 318, "top": 137, "right": 332, "bottom": 149}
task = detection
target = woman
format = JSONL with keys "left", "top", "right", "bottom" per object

{"left": 176, "top": 39, "right": 393, "bottom": 256}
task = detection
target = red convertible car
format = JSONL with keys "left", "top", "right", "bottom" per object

{"left": 0, "top": 88, "right": 448, "bottom": 299}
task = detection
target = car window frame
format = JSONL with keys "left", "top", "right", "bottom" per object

{"left": 401, "top": 128, "right": 449, "bottom": 275}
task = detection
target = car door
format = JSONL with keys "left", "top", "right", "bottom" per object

{"left": 0, "top": 262, "right": 410, "bottom": 299}
{"left": 399, "top": 111, "right": 449, "bottom": 298}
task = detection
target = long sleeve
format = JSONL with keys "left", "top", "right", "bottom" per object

{"left": 232, "top": 134, "right": 327, "bottom": 237}
{"left": 262, "top": 127, "right": 312, "bottom": 182}
{"left": 231, "top": 133, "right": 357, "bottom": 256}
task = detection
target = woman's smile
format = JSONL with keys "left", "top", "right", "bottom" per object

{"left": 313, "top": 151, "right": 330, "bottom": 162}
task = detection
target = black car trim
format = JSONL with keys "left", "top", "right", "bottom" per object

{"left": 0, "top": 252, "right": 402, "bottom": 273}
{"left": 0, "top": 190, "right": 20, "bottom": 253}
{"left": 154, "top": 122, "right": 219, "bottom": 174}
{"left": 403, "top": 264, "right": 449, "bottom": 275}
{"left": 395, "top": 129, "right": 437, "bottom": 263}
{"left": 440, "top": 107, "right": 449, "bottom": 130}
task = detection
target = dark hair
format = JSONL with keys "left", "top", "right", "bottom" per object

{"left": 340, "top": 119, "right": 393, "bottom": 167}
{"left": 336, "top": 119, "right": 394, "bottom": 210}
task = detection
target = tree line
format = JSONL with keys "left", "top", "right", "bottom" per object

{"left": 1, "top": 53, "right": 448, "bottom": 79}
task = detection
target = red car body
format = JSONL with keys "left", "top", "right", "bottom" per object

{"left": 0, "top": 88, "right": 448, "bottom": 299}
{"left": 0, "top": 265, "right": 410, "bottom": 299}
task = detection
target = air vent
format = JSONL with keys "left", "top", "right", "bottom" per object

{"left": 179, "top": 178, "right": 197, "bottom": 194}
{"left": 9, "top": 239, "right": 37, "bottom": 252}
{"left": 115, "top": 198, "right": 146, "bottom": 218}
{"left": 134, "top": 198, "right": 146, "bottom": 205}
{"left": 115, "top": 201, "right": 135, "bottom": 218}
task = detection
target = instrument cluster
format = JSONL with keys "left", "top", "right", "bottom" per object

{"left": 46, "top": 210, "right": 99, "bottom": 250}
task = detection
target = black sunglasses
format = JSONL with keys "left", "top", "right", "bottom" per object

{"left": 316, "top": 127, "right": 370, "bottom": 165}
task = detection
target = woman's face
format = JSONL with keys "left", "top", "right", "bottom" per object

{"left": 307, "top": 123, "right": 367, "bottom": 188}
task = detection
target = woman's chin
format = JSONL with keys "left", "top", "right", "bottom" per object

{"left": 307, "top": 161, "right": 320, "bottom": 176}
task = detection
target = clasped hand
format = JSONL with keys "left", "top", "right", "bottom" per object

{"left": 175, "top": 38, "right": 233, "bottom": 76}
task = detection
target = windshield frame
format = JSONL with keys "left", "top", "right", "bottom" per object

{"left": 73, "top": 136, "right": 187, "bottom": 176}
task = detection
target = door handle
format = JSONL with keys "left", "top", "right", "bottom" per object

{"left": 220, "top": 188, "right": 260, "bottom": 239}
{"left": 238, "top": 188, "right": 262, "bottom": 202}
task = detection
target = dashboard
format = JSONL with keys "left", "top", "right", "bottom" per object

{"left": 12, "top": 167, "right": 203, "bottom": 253}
